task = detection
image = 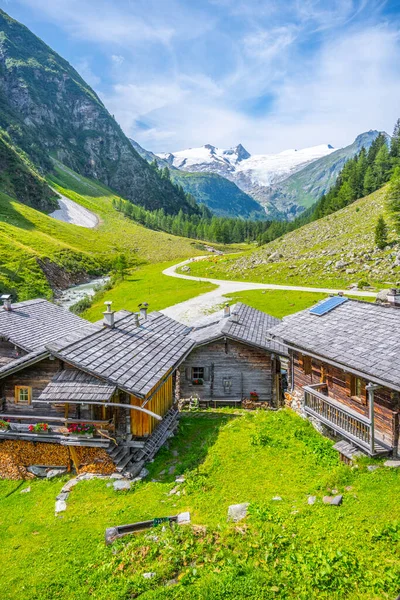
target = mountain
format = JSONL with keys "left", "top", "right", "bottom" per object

{"left": 183, "top": 185, "right": 400, "bottom": 290}
{"left": 130, "top": 139, "right": 268, "bottom": 220}
{"left": 0, "top": 9, "right": 197, "bottom": 215}
{"left": 265, "top": 131, "right": 390, "bottom": 218}
{"left": 157, "top": 142, "right": 335, "bottom": 218}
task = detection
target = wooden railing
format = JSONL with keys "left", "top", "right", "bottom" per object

{"left": 303, "top": 384, "right": 376, "bottom": 453}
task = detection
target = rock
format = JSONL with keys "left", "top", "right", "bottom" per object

{"left": 139, "top": 468, "right": 149, "bottom": 479}
{"left": 384, "top": 460, "right": 400, "bottom": 468}
{"left": 47, "top": 468, "right": 67, "bottom": 479}
{"left": 62, "top": 478, "right": 79, "bottom": 492}
{"left": 27, "top": 466, "right": 47, "bottom": 478}
{"left": 55, "top": 500, "right": 67, "bottom": 514}
{"left": 348, "top": 283, "right": 358, "bottom": 289}
{"left": 323, "top": 495, "right": 343, "bottom": 506}
{"left": 307, "top": 496, "right": 316, "bottom": 505}
{"left": 168, "top": 486, "right": 179, "bottom": 496}
{"left": 143, "top": 572, "right": 156, "bottom": 579}
{"left": 227, "top": 503, "right": 249, "bottom": 522}
{"left": 345, "top": 486, "right": 353, "bottom": 492}
{"left": 172, "top": 449, "right": 179, "bottom": 457}
{"left": 110, "top": 473, "right": 124, "bottom": 479}
{"left": 335, "top": 260, "right": 347, "bottom": 270}
{"left": 269, "top": 251, "right": 283, "bottom": 262}
{"left": 168, "top": 465, "right": 176, "bottom": 475}
{"left": 272, "top": 496, "right": 282, "bottom": 501}
{"left": 367, "top": 465, "right": 380, "bottom": 472}
{"left": 20, "top": 486, "right": 31, "bottom": 494}
{"left": 376, "top": 289, "right": 389, "bottom": 303}
{"left": 181, "top": 266, "right": 191, "bottom": 272}
{"left": 159, "top": 469, "right": 166, "bottom": 476}
{"left": 175, "top": 475, "right": 185, "bottom": 483}
{"left": 56, "top": 491, "right": 69, "bottom": 501}
{"left": 113, "top": 479, "right": 131, "bottom": 491}
{"left": 177, "top": 511, "right": 191, "bottom": 524}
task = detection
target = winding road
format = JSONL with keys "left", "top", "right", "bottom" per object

{"left": 161, "top": 257, "right": 377, "bottom": 324}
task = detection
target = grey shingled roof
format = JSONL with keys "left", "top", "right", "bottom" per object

{"left": 38, "top": 369, "right": 116, "bottom": 402}
{"left": 268, "top": 299, "right": 400, "bottom": 389}
{"left": 0, "top": 348, "right": 48, "bottom": 379}
{"left": 188, "top": 303, "right": 288, "bottom": 355}
{"left": 0, "top": 299, "right": 96, "bottom": 352}
{"left": 49, "top": 311, "right": 194, "bottom": 398}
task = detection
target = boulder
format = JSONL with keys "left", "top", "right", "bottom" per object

{"left": 384, "top": 460, "right": 400, "bottom": 468}
{"left": 56, "top": 491, "right": 69, "bottom": 502}
{"left": 335, "top": 260, "right": 347, "bottom": 270}
{"left": 55, "top": 500, "right": 67, "bottom": 514}
{"left": 177, "top": 511, "right": 191, "bottom": 524}
{"left": 175, "top": 475, "right": 185, "bottom": 483}
{"left": 323, "top": 495, "right": 343, "bottom": 506}
{"left": 168, "top": 465, "right": 176, "bottom": 475}
{"left": 47, "top": 468, "right": 67, "bottom": 479}
{"left": 367, "top": 465, "right": 380, "bottom": 472}
{"left": 307, "top": 496, "right": 316, "bottom": 505}
{"left": 61, "top": 478, "right": 79, "bottom": 492}
{"left": 227, "top": 502, "right": 249, "bottom": 522}
{"left": 139, "top": 468, "right": 149, "bottom": 479}
{"left": 268, "top": 251, "right": 283, "bottom": 262}
{"left": 27, "top": 466, "right": 47, "bottom": 478}
{"left": 113, "top": 479, "right": 131, "bottom": 491}
{"left": 143, "top": 572, "right": 156, "bottom": 579}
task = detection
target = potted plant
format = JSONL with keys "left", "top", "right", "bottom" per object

{"left": 192, "top": 378, "right": 204, "bottom": 385}
{"left": 0, "top": 419, "right": 10, "bottom": 432}
{"left": 250, "top": 391, "right": 259, "bottom": 401}
{"left": 67, "top": 423, "right": 96, "bottom": 437}
{"left": 28, "top": 422, "right": 51, "bottom": 434}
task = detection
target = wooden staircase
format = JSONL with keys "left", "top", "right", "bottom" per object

{"left": 106, "top": 407, "right": 180, "bottom": 477}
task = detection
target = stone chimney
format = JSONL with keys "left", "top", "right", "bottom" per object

{"left": 1, "top": 295, "right": 12, "bottom": 311}
{"left": 387, "top": 288, "right": 400, "bottom": 307}
{"left": 103, "top": 301, "right": 115, "bottom": 328}
{"left": 223, "top": 303, "right": 231, "bottom": 318}
{"left": 139, "top": 302, "right": 149, "bottom": 320}
{"left": 133, "top": 312, "right": 140, "bottom": 327}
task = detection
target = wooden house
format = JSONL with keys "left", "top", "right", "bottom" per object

{"left": 268, "top": 296, "right": 400, "bottom": 458}
{"left": 0, "top": 297, "right": 194, "bottom": 475}
{"left": 178, "top": 303, "right": 288, "bottom": 406}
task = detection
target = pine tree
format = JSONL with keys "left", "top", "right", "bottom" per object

{"left": 374, "top": 143, "right": 391, "bottom": 187}
{"left": 390, "top": 118, "right": 400, "bottom": 158}
{"left": 113, "top": 253, "right": 128, "bottom": 279}
{"left": 387, "top": 167, "right": 400, "bottom": 235}
{"left": 363, "top": 166, "right": 376, "bottom": 195}
{"left": 374, "top": 215, "right": 388, "bottom": 249}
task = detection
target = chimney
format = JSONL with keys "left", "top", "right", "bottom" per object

{"left": 103, "top": 301, "right": 115, "bottom": 328}
{"left": 223, "top": 303, "right": 231, "bottom": 318}
{"left": 387, "top": 288, "right": 400, "bottom": 307}
{"left": 1, "top": 295, "right": 12, "bottom": 311}
{"left": 139, "top": 302, "right": 149, "bottom": 320}
{"left": 230, "top": 310, "right": 239, "bottom": 323}
{"left": 133, "top": 312, "right": 140, "bottom": 327}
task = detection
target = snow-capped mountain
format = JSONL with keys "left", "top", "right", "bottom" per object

{"left": 157, "top": 143, "right": 335, "bottom": 186}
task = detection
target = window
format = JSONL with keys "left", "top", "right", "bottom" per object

{"left": 346, "top": 375, "right": 366, "bottom": 404}
{"left": 192, "top": 367, "right": 205, "bottom": 380}
{"left": 15, "top": 386, "right": 31, "bottom": 405}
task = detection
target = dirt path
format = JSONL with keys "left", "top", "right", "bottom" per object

{"left": 161, "top": 257, "right": 377, "bottom": 324}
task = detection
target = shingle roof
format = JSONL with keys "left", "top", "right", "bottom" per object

{"left": 38, "top": 369, "right": 116, "bottom": 402}
{"left": 0, "top": 348, "right": 48, "bottom": 379}
{"left": 268, "top": 299, "right": 400, "bottom": 389}
{"left": 49, "top": 311, "right": 194, "bottom": 398}
{"left": 188, "top": 303, "right": 288, "bottom": 355}
{"left": 0, "top": 299, "right": 95, "bottom": 352}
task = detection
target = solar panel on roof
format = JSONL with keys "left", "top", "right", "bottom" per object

{"left": 309, "top": 296, "right": 348, "bottom": 316}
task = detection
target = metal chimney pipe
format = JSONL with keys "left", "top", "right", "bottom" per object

{"left": 133, "top": 312, "right": 140, "bottom": 327}
{"left": 139, "top": 302, "right": 149, "bottom": 320}
{"left": 103, "top": 301, "right": 115, "bottom": 328}
{"left": 223, "top": 303, "right": 230, "bottom": 318}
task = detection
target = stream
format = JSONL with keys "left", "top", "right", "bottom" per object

{"left": 57, "top": 277, "right": 109, "bottom": 310}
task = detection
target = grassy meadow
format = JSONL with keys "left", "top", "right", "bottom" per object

{"left": 0, "top": 409, "right": 398, "bottom": 600}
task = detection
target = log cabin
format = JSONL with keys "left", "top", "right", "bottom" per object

{"left": 268, "top": 295, "right": 400, "bottom": 458}
{"left": 178, "top": 303, "right": 289, "bottom": 406}
{"left": 0, "top": 296, "right": 194, "bottom": 475}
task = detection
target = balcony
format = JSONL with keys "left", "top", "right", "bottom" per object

{"left": 303, "top": 384, "right": 392, "bottom": 456}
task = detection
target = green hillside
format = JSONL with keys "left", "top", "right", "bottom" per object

{"left": 0, "top": 161, "right": 215, "bottom": 300}
{"left": 182, "top": 186, "right": 400, "bottom": 289}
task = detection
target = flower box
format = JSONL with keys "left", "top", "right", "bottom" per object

{"left": 249, "top": 391, "right": 259, "bottom": 401}
{"left": 0, "top": 419, "right": 10, "bottom": 432}
{"left": 28, "top": 423, "right": 51, "bottom": 434}
{"left": 67, "top": 423, "right": 96, "bottom": 436}
{"left": 192, "top": 378, "right": 204, "bottom": 385}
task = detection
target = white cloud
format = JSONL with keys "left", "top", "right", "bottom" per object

{"left": 111, "top": 54, "right": 124, "bottom": 66}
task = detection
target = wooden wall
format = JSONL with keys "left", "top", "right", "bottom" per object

{"left": 292, "top": 350, "right": 400, "bottom": 447}
{"left": 130, "top": 375, "right": 173, "bottom": 437}
{"left": 180, "top": 339, "right": 275, "bottom": 403}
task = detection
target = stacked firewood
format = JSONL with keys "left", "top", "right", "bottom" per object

{"left": 242, "top": 399, "right": 271, "bottom": 410}
{"left": 76, "top": 447, "right": 115, "bottom": 475}
{"left": 0, "top": 450, "right": 34, "bottom": 480}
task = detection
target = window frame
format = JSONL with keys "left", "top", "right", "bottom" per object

{"left": 192, "top": 367, "right": 205, "bottom": 380}
{"left": 15, "top": 385, "right": 32, "bottom": 405}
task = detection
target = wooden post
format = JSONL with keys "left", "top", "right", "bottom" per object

{"left": 366, "top": 383, "right": 379, "bottom": 455}
{"left": 69, "top": 446, "right": 80, "bottom": 474}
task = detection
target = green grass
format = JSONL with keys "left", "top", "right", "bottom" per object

{"left": 182, "top": 187, "right": 400, "bottom": 290}
{"left": 0, "top": 409, "right": 399, "bottom": 599}
{"left": 224, "top": 289, "right": 375, "bottom": 318}
{"left": 82, "top": 261, "right": 216, "bottom": 321}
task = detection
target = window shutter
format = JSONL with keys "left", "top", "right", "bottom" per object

{"left": 298, "top": 353, "right": 304, "bottom": 369}
{"left": 203, "top": 367, "right": 210, "bottom": 381}
{"left": 185, "top": 367, "right": 191, "bottom": 381}
{"left": 361, "top": 380, "right": 367, "bottom": 404}
{"left": 345, "top": 373, "right": 352, "bottom": 397}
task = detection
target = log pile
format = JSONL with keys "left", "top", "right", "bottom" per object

{"left": 0, "top": 441, "right": 116, "bottom": 479}
{"left": 242, "top": 399, "right": 271, "bottom": 410}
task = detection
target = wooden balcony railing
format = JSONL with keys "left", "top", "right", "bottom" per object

{"left": 303, "top": 384, "right": 390, "bottom": 456}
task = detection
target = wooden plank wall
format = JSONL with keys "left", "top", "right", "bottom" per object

{"left": 130, "top": 375, "right": 173, "bottom": 437}
{"left": 292, "top": 351, "right": 399, "bottom": 446}
{"left": 180, "top": 339, "right": 274, "bottom": 402}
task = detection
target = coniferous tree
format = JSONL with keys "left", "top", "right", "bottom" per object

{"left": 386, "top": 167, "right": 400, "bottom": 235}
{"left": 390, "top": 118, "right": 400, "bottom": 159}
{"left": 374, "top": 215, "right": 388, "bottom": 249}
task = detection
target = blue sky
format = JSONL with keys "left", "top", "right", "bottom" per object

{"left": 1, "top": 0, "right": 400, "bottom": 153}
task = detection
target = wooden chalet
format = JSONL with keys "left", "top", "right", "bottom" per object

{"left": 269, "top": 295, "right": 400, "bottom": 458}
{"left": 0, "top": 296, "right": 194, "bottom": 475}
{"left": 178, "top": 303, "right": 288, "bottom": 406}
